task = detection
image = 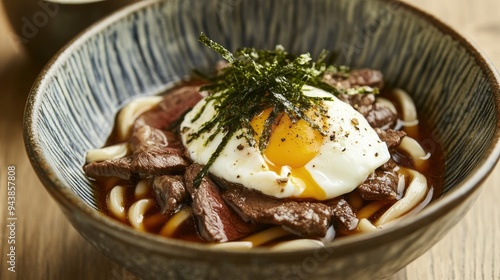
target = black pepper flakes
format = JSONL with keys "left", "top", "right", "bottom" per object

{"left": 277, "top": 178, "right": 289, "bottom": 184}
{"left": 281, "top": 138, "right": 286, "bottom": 142}
{"left": 237, "top": 144, "right": 244, "bottom": 151}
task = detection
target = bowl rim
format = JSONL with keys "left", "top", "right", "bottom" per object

{"left": 23, "top": 0, "right": 500, "bottom": 258}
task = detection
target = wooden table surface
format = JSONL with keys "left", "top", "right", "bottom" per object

{"left": 0, "top": 1, "right": 498, "bottom": 279}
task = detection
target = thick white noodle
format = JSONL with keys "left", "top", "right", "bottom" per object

{"left": 134, "top": 180, "right": 150, "bottom": 200}
{"left": 392, "top": 88, "right": 419, "bottom": 126}
{"left": 209, "top": 241, "right": 253, "bottom": 250}
{"left": 357, "top": 218, "right": 379, "bottom": 232}
{"left": 128, "top": 198, "right": 155, "bottom": 231}
{"left": 106, "top": 185, "right": 127, "bottom": 222}
{"left": 396, "top": 174, "right": 406, "bottom": 199}
{"left": 270, "top": 239, "right": 324, "bottom": 251}
{"left": 159, "top": 208, "right": 192, "bottom": 237}
{"left": 116, "top": 96, "right": 163, "bottom": 141}
{"left": 376, "top": 168, "right": 428, "bottom": 226}
{"left": 240, "top": 227, "right": 291, "bottom": 247}
{"left": 85, "top": 142, "right": 128, "bottom": 163}
{"left": 377, "top": 187, "right": 434, "bottom": 229}
{"left": 357, "top": 201, "right": 386, "bottom": 220}
{"left": 397, "top": 136, "right": 430, "bottom": 169}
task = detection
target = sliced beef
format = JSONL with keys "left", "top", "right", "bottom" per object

{"left": 84, "top": 157, "right": 133, "bottom": 180}
{"left": 375, "top": 128, "right": 406, "bottom": 149}
{"left": 130, "top": 120, "right": 185, "bottom": 152}
{"left": 366, "top": 103, "right": 398, "bottom": 129}
{"left": 151, "top": 175, "right": 188, "bottom": 216}
{"left": 84, "top": 151, "right": 188, "bottom": 180}
{"left": 129, "top": 121, "right": 189, "bottom": 177}
{"left": 338, "top": 93, "right": 376, "bottom": 117}
{"left": 322, "top": 68, "right": 398, "bottom": 129}
{"left": 347, "top": 68, "right": 384, "bottom": 89}
{"left": 222, "top": 185, "right": 333, "bottom": 238}
{"left": 184, "top": 164, "right": 259, "bottom": 242}
{"left": 322, "top": 68, "right": 384, "bottom": 90}
{"left": 130, "top": 150, "right": 187, "bottom": 177}
{"left": 323, "top": 69, "right": 379, "bottom": 117}
{"left": 357, "top": 159, "right": 400, "bottom": 201}
{"left": 138, "top": 82, "right": 206, "bottom": 130}
{"left": 84, "top": 123, "right": 189, "bottom": 179}
{"left": 324, "top": 198, "right": 359, "bottom": 231}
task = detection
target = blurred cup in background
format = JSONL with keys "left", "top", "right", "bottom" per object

{"left": 2, "top": 0, "right": 138, "bottom": 65}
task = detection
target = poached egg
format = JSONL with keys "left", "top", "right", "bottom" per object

{"left": 180, "top": 85, "right": 390, "bottom": 200}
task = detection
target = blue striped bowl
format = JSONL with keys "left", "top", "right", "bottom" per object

{"left": 24, "top": 0, "right": 500, "bottom": 279}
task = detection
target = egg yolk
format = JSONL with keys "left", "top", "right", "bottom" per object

{"left": 251, "top": 108, "right": 328, "bottom": 200}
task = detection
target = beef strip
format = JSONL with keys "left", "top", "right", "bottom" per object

{"left": 338, "top": 93, "right": 376, "bottom": 117}
{"left": 323, "top": 69, "right": 380, "bottom": 118}
{"left": 151, "top": 175, "right": 188, "bottom": 216}
{"left": 375, "top": 128, "right": 406, "bottom": 149}
{"left": 323, "top": 69, "right": 399, "bottom": 130}
{"left": 357, "top": 159, "right": 400, "bottom": 201}
{"left": 184, "top": 164, "right": 259, "bottom": 242}
{"left": 130, "top": 120, "right": 185, "bottom": 152}
{"left": 130, "top": 149, "right": 188, "bottom": 177}
{"left": 322, "top": 68, "right": 384, "bottom": 90}
{"left": 324, "top": 198, "right": 359, "bottom": 231}
{"left": 84, "top": 150, "right": 187, "bottom": 180}
{"left": 221, "top": 184, "right": 333, "bottom": 238}
{"left": 129, "top": 122, "right": 189, "bottom": 177}
{"left": 84, "top": 122, "right": 189, "bottom": 179}
{"left": 138, "top": 82, "right": 206, "bottom": 130}
{"left": 84, "top": 83, "right": 202, "bottom": 180}
{"left": 366, "top": 103, "right": 398, "bottom": 129}
{"left": 83, "top": 157, "right": 132, "bottom": 180}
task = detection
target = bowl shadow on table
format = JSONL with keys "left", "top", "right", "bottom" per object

{"left": 23, "top": 0, "right": 500, "bottom": 279}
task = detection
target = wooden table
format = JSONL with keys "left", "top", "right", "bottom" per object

{"left": 0, "top": 1, "right": 498, "bottom": 279}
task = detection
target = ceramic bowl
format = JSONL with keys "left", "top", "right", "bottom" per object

{"left": 24, "top": 0, "right": 500, "bottom": 279}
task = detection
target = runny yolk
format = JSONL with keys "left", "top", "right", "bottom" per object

{"left": 250, "top": 108, "right": 327, "bottom": 200}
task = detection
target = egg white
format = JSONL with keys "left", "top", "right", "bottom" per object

{"left": 180, "top": 85, "right": 390, "bottom": 200}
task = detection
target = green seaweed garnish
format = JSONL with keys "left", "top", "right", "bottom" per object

{"left": 189, "top": 33, "right": 376, "bottom": 187}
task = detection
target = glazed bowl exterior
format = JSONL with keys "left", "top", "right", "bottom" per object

{"left": 24, "top": 0, "right": 500, "bottom": 279}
